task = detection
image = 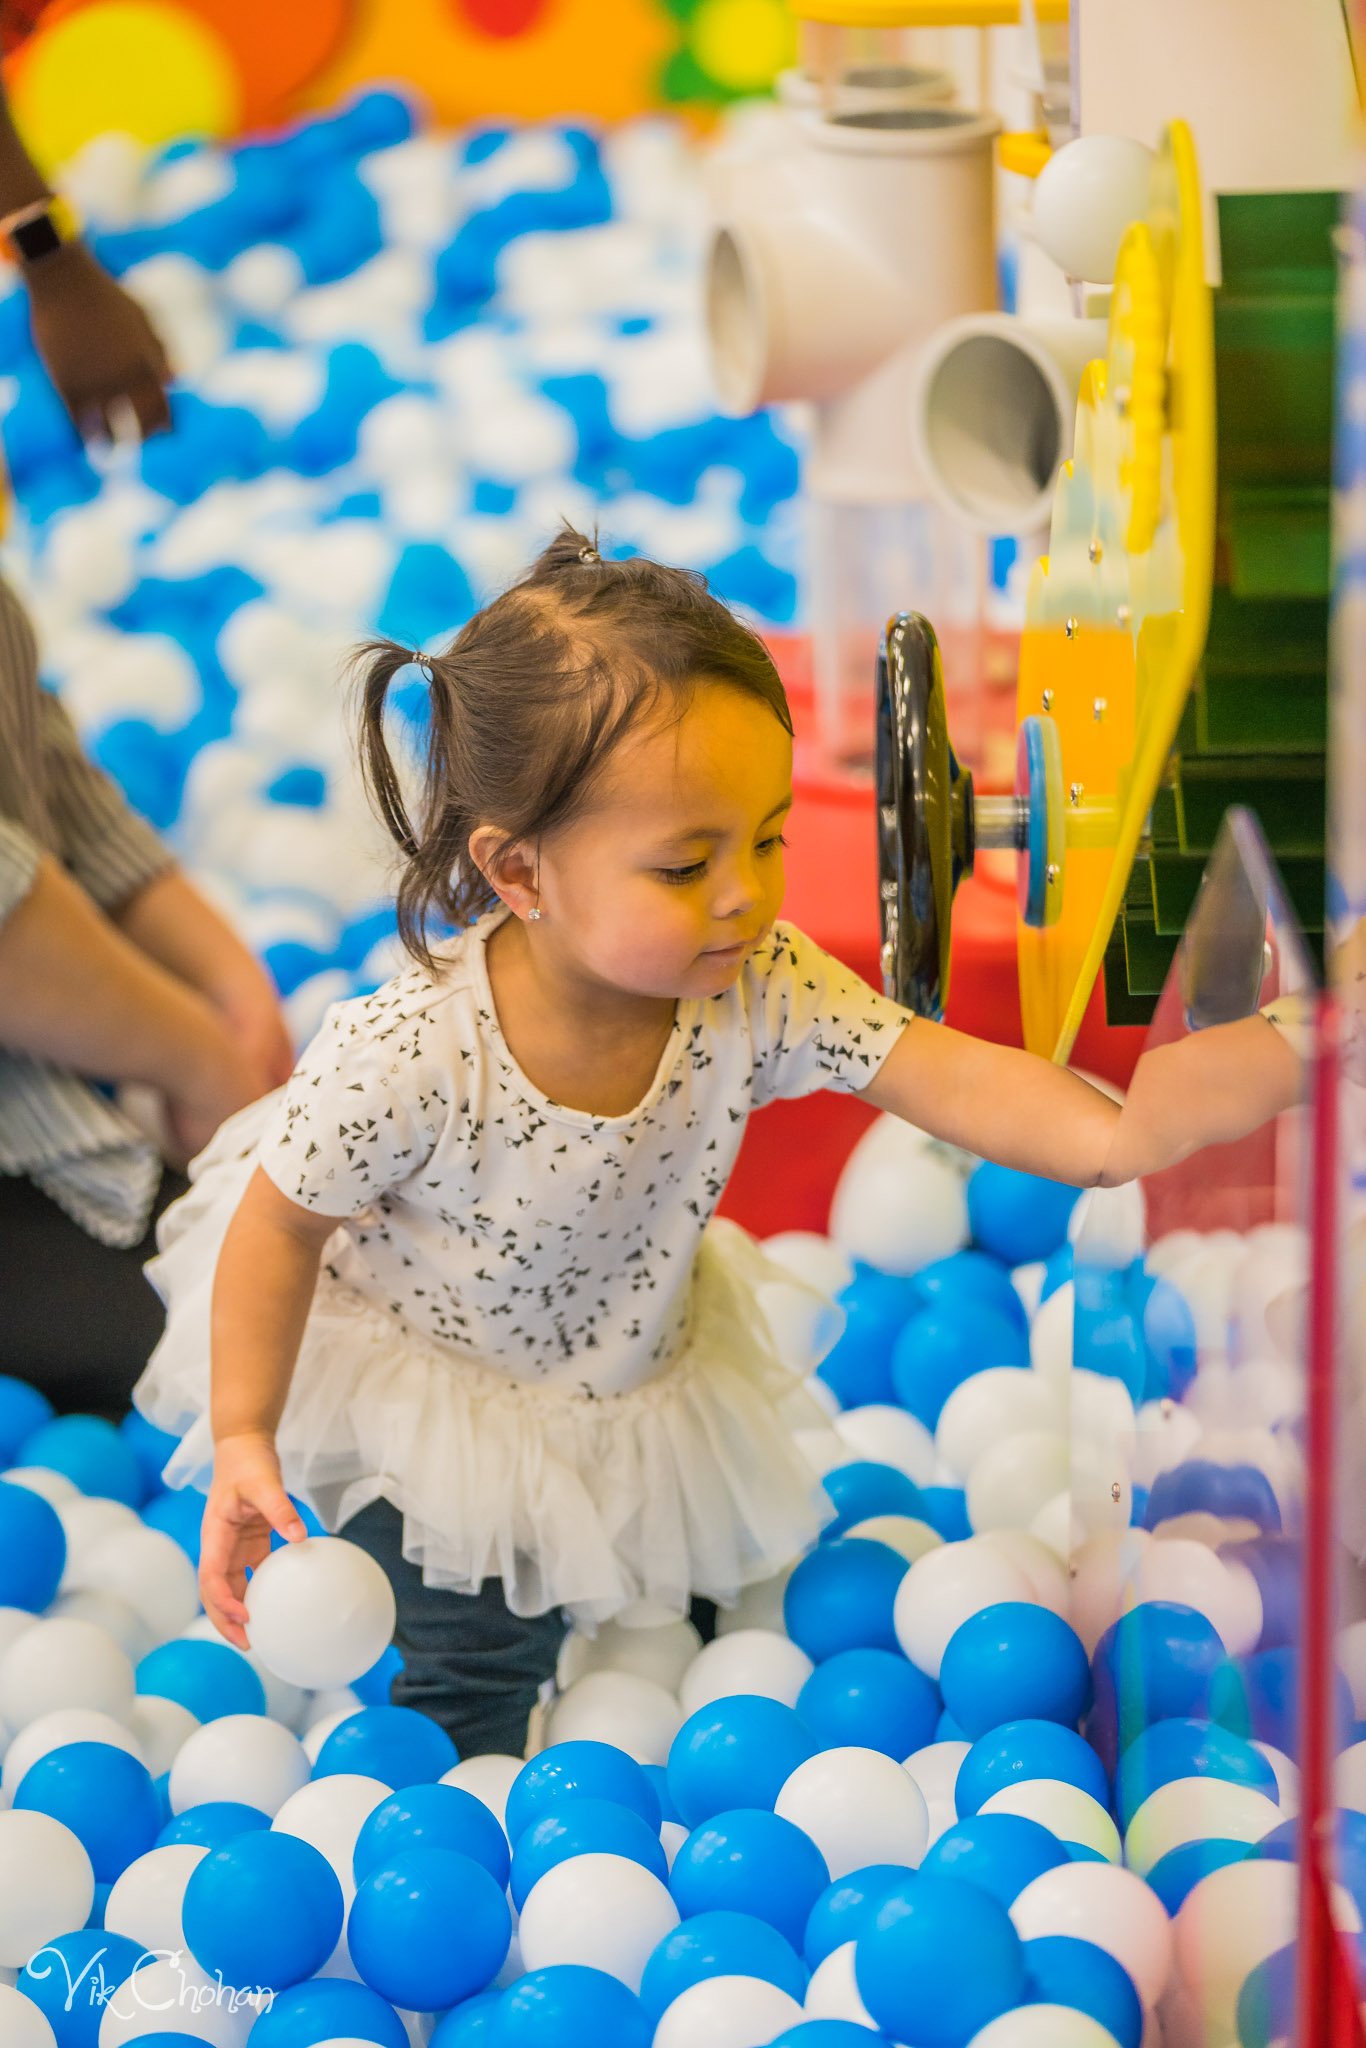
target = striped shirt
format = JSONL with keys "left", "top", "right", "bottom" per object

{"left": 0, "top": 572, "right": 175, "bottom": 1246}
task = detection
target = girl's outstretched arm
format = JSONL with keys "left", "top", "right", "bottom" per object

{"left": 861, "top": 1016, "right": 1120, "bottom": 1186}
{"left": 201, "top": 1167, "right": 342, "bottom": 1646}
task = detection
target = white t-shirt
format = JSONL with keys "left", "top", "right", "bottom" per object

{"left": 257, "top": 902, "right": 912, "bottom": 1397}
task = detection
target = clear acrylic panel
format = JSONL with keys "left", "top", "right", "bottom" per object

{"left": 1066, "top": 810, "right": 1316, "bottom": 2048}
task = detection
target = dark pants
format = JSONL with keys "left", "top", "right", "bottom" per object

{"left": 0, "top": 1167, "right": 187, "bottom": 1418}
{"left": 341, "top": 1496, "right": 570, "bottom": 1760}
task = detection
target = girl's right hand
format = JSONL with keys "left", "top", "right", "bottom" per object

{"left": 199, "top": 1430, "right": 307, "bottom": 1649}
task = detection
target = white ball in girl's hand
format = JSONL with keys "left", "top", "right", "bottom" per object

{"left": 244, "top": 1537, "right": 397, "bottom": 1690}
{"left": 830, "top": 1133, "right": 969, "bottom": 1278}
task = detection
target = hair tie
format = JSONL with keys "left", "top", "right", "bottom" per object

{"left": 410, "top": 647, "right": 432, "bottom": 677}
{"left": 578, "top": 545, "right": 601, "bottom": 564}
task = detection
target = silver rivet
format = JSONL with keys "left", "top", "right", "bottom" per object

{"left": 1111, "top": 1481, "right": 1122, "bottom": 1503}
{"left": 880, "top": 941, "right": 895, "bottom": 977}
{"left": 1117, "top": 603, "right": 1132, "bottom": 626}
{"left": 1088, "top": 540, "right": 1103, "bottom": 564}
{"left": 1042, "top": 688, "right": 1054, "bottom": 711}
{"left": 1046, "top": 862, "right": 1060, "bottom": 884}
{"left": 1093, "top": 697, "right": 1108, "bottom": 721}
{"left": 1065, "top": 616, "right": 1079, "bottom": 639}
{"left": 1069, "top": 781, "right": 1084, "bottom": 805}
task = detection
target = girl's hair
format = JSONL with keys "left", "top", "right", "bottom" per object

{"left": 352, "top": 523, "right": 793, "bottom": 969}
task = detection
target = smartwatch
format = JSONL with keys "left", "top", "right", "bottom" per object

{"left": 0, "top": 194, "right": 80, "bottom": 267}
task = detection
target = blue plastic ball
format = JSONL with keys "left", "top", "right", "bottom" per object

{"left": 1145, "top": 1459, "right": 1282, "bottom": 1534}
{"left": 15, "top": 1742, "right": 161, "bottom": 1881}
{"left": 855, "top": 1872, "right": 1028, "bottom": 2048}
{"left": 119, "top": 1410, "right": 180, "bottom": 1492}
{"left": 352, "top": 1639, "right": 404, "bottom": 1706}
{"left": 817, "top": 1280, "right": 907, "bottom": 1410}
{"left": 803, "top": 1864, "right": 910, "bottom": 1969}
{"left": 967, "top": 1164, "right": 1080, "bottom": 1265}
{"left": 1114, "top": 1717, "right": 1279, "bottom": 1830}
{"left": 1207, "top": 1647, "right": 1353, "bottom": 1755}
{"left": 1145, "top": 1838, "right": 1257, "bottom": 1915}
{"left": 666, "top": 1696, "right": 818, "bottom": 1827}
{"left": 910, "top": 1250, "right": 1030, "bottom": 1335}
{"left": 313, "top": 1705, "right": 458, "bottom": 1789}
{"left": 1137, "top": 1275, "right": 1198, "bottom": 1400}
{"left": 245, "top": 1975, "right": 409, "bottom": 2047}
{"left": 0, "top": 1479, "right": 65, "bottom": 1610}
{"left": 156, "top": 1801, "right": 271, "bottom": 1851}
{"left": 510, "top": 1797, "right": 667, "bottom": 1909}
{"left": 487, "top": 1965, "right": 651, "bottom": 2046}
{"left": 769, "top": 2028, "right": 894, "bottom": 2048}
{"left": 1072, "top": 1266, "right": 1146, "bottom": 1402}
{"left": 140, "top": 1487, "right": 206, "bottom": 1566}
{"left": 643, "top": 1764, "right": 681, "bottom": 1826}
{"left": 821, "top": 1460, "right": 924, "bottom": 1539}
{"left": 353, "top": 1782, "right": 511, "bottom": 1889}
{"left": 1040, "top": 1245, "right": 1074, "bottom": 1302}
{"left": 1023, "top": 1936, "right": 1143, "bottom": 2048}
{"left": 182, "top": 1831, "right": 344, "bottom": 1992}
{"left": 1222, "top": 1537, "right": 1301, "bottom": 1652}
{"left": 1235, "top": 1944, "right": 1297, "bottom": 2048}
{"left": 956, "top": 1721, "right": 1110, "bottom": 1819}
{"left": 783, "top": 1538, "right": 908, "bottom": 1663}
{"left": 919, "top": 1487, "right": 973, "bottom": 1544}
{"left": 17, "top": 1928, "right": 143, "bottom": 2048}
{"left": 796, "top": 1649, "right": 938, "bottom": 1759}
{"left": 940, "top": 1605, "right": 1091, "bottom": 1740}
{"left": 506, "top": 1742, "right": 660, "bottom": 1842}
{"left": 136, "top": 1640, "right": 266, "bottom": 1723}
{"left": 1088, "top": 1603, "right": 1227, "bottom": 1771}
{"left": 640, "top": 1909, "right": 807, "bottom": 2019}
{"left": 0, "top": 1375, "right": 53, "bottom": 1461}
{"left": 349, "top": 1847, "right": 511, "bottom": 2010}
{"left": 669, "top": 1808, "right": 830, "bottom": 1950}
{"left": 892, "top": 1304, "right": 1029, "bottom": 1430}
{"left": 16, "top": 1414, "right": 145, "bottom": 1506}
{"left": 922, "top": 1814, "right": 1069, "bottom": 1907}
{"left": 430, "top": 1992, "right": 500, "bottom": 2044}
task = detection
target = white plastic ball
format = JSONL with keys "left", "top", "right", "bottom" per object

{"left": 805, "top": 1940, "right": 879, "bottom": 2025}
{"left": 517, "top": 1852, "right": 679, "bottom": 1990}
{"left": 302, "top": 1708, "right": 359, "bottom": 1767}
{"left": 440, "top": 1754, "right": 523, "bottom": 1826}
{"left": 835, "top": 1405, "right": 936, "bottom": 1485}
{"left": 558, "top": 1617, "right": 701, "bottom": 1695}
{"left": 302, "top": 1689, "right": 364, "bottom": 1733}
{"left": 271, "top": 1773, "right": 390, "bottom": 1886}
{"left": 654, "top": 1974, "right": 805, "bottom": 2047}
{"left": 3, "top": 1707, "right": 143, "bottom": 1797}
{"left": 1012, "top": 1262, "right": 1047, "bottom": 1322}
{"left": 64, "top": 1526, "right": 200, "bottom": 1647}
{"left": 181, "top": 1616, "right": 310, "bottom": 1731}
{"left": 1071, "top": 1371, "right": 1137, "bottom": 1456}
{"left": 0, "top": 1621, "right": 135, "bottom": 1731}
{"left": 982, "top": 1781, "right": 1120, "bottom": 1861}
{"left": 893, "top": 1540, "right": 1037, "bottom": 1680}
{"left": 973, "top": 1530, "right": 1069, "bottom": 1615}
{"left": 48, "top": 1591, "right": 151, "bottom": 1663}
{"left": 845, "top": 1515, "right": 943, "bottom": 1565}
{"left": 1253, "top": 1742, "right": 1300, "bottom": 1815}
{"left": 0, "top": 1611, "right": 36, "bottom": 1667}
{"left": 128, "top": 1696, "right": 200, "bottom": 1778}
{"left": 968, "top": 2010, "right": 1121, "bottom": 2048}
{"left": 903, "top": 1740, "right": 969, "bottom": 1845}
{"left": 966, "top": 1430, "right": 1071, "bottom": 1534}
{"left": 0, "top": 1809, "right": 95, "bottom": 1967}
{"left": 244, "top": 1537, "right": 397, "bottom": 1690}
{"left": 755, "top": 1277, "right": 845, "bottom": 1373}
{"left": 58, "top": 1497, "right": 143, "bottom": 1570}
{"left": 761, "top": 1231, "right": 855, "bottom": 1299}
{"left": 713, "top": 1570, "right": 794, "bottom": 1638}
{"left": 103, "top": 1843, "right": 206, "bottom": 1953}
{"left": 936, "top": 1369, "right": 1065, "bottom": 1480}
{"left": 1070, "top": 1444, "right": 1134, "bottom": 1544}
{"left": 1068, "top": 1531, "right": 1153, "bottom": 1657}
{"left": 168, "top": 1713, "right": 309, "bottom": 1817}
{"left": 1010, "top": 1863, "right": 1174, "bottom": 2005}
{"left": 1068, "top": 1182, "right": 1147, "bottom": 1268}
{"left": 1029, "top": 1285, "right": 1075, "bottom": 1389}
{"left": 0, "top": 1984, "right": 57, "bottom": 2046}
{"left": 1174, "top": 1859, "right": 1359, "bottom": 2024}
{"left": 830, "top": 1129, "right": 969, "bottom": 1277}
{"left": 97, "top": 1952, "right": 257, "bottom": 2044}
{"left": 677, "top": 1630, "right": 812, "bottom": 1714}
{"left": 3, "top": 1469, "right": 78, "bottom": 1509}
{"left": 794, "top": 1428, "right": 851, "bottom": 1478}
{"left": 546, "top": 1670, "right": 682, "bottom": 1765}
{"left": 774, "top": 1747, "right": 928, "bottom": 1879}
{"left": 1131, "top": 1400, "right": 1204, "bottom": 1491}
{"left": 1124, "top": 1777, "right": 1282, "bottom": 1878}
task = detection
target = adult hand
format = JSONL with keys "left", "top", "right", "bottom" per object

{"left": 161, "top": 1006, "right": 280, "bottom": 1169}
{"left": 25, "top": 239, "right": 173, "bottom": 441}
{"left": 200, "top": 1430, "right": 307, "bottom": 1649}
{"left": 211, "top": 960, "right": 297, "bottom": 1095}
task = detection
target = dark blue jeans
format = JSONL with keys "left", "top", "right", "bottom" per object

{"left": 341, "top": 1497, "right": 569, "bottom": 1760}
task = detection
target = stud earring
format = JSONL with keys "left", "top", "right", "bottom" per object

{"left": 528, "top": 906, "right": 542, "bottom": 922}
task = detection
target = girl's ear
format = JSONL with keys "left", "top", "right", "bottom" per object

{"left": 469, "top": 824, "right": 538, "bottom": 918}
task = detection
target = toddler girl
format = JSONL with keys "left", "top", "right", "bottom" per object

{"left": 133, "top": 526, "right": 1302, "bottom": 1758}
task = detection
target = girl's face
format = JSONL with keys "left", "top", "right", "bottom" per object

{"left": 542, "top": 682, "right": 793, "bottom": 1001}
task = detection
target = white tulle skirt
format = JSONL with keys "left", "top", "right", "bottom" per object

{"left": 134, "top": 1097, "right": 839, "bottom": 1626}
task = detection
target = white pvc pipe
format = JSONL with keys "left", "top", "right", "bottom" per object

{"left": 911, "top": 314, "right": 1108, "bottom": 535}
